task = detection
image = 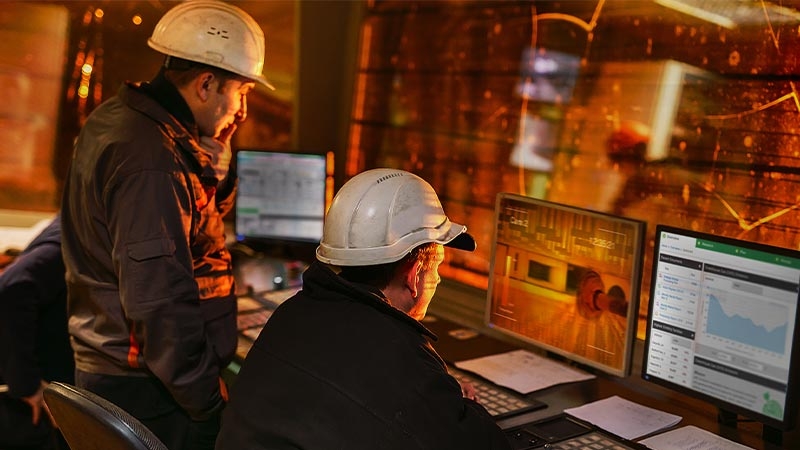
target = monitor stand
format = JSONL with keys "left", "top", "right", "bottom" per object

{"left": 233, "top": 238, "right": 318, "bottom": 264}
{"left": 717, "top": 408, "right": 783, "bottom": 447}
{"left": 762, "top": 425, "right": 783, "bottom": 447}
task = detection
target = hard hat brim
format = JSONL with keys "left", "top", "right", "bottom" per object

{"left": 315, "top": 224, "right": 476, "bottom": 267}
{"left": 444, "top": 230, "right": 476, "bottom": 252}
{"left": 149, "top": 39, "right": 276, "bottom": 91}
{"left": 251, "top": 74, "right": 275, "bottom": 91}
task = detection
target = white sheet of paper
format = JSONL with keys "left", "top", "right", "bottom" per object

{"left": 0, "top": 216, "right": 53, "bottom": 253}
{"left": 454, "top": 349, "right": 595, "bottom": 394}
{"left": 564, "top": 395, "right": 682, "bottom": 440}
{"left": 639, "top": 425, "right": 754, "bottom": 450}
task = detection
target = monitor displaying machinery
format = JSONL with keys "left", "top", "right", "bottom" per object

{"left": 485, "top": 193, "right": 646, "bottom": 377}
{"left": 642, "top": 225, "right": 800, "bottom": 437}
{"left": 235, "top": 150, "right": 328, "bottom": 246}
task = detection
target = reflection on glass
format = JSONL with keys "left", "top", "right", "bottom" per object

{"left": 349, "top": 1, "right": 800, "bottom": 299}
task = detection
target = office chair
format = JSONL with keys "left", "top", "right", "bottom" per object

{"left": 43, "top": 381, "right": 168, "bottom": 450}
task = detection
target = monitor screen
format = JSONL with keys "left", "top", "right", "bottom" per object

{"left": 485, "top": 193, "right": 646, "bottom": 377}
{"left": 235, "top": 150, "right": 328, "bottom": 245}
{"left": 642, "top": 225, "right": 800, "bottom": 431}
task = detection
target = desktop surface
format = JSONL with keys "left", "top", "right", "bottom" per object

{"left": 229, "top": 248, "right": 308, "bottom": 362}
{"left": 423, "top": 314, "right": 797, "bottom": 450}
{"left": 223, "top": 248, "right": 797, "bottom": 449}
{"left": 226, "top": 296, "right": 796, "bottom": 449}
{"left": 504, "top": 415, "right": 647, "bottom": 450}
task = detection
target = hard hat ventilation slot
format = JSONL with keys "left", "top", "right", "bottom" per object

{"left": 207, "top": 27, "right": 230, "bottom": 39}
{"left": 375, "top": 172, "right": 404, "bottom": 184}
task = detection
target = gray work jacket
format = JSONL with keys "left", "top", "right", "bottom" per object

{"left": 61, "top": 81, "right": 237, "bottom": 421}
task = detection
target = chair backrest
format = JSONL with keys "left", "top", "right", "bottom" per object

{"left": 43, "top": 381, "right": 168, "bottom": 450}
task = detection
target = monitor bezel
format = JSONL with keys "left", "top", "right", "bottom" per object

{"left": 484, "top": 193, "right": 646, "bottom": 378}
{"left": 233, "top": 149, "right": 329, "bottom": 259}
{"left": 641, "top": 224, "right": 800, "bottom": 431}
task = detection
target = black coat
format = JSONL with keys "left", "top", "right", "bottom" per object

{"left": 0, "top": 215, "right": 73, "bottom": 398}
{"left": 217, "top": 262, "right": 511, "bottom": 450}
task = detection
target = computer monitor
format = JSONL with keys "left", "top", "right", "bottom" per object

{"left": 485, "top": 193, "right": 646, "bottom": 377}
{"left": 642, "top": 225, "right": 800, "bottom": 440}
{"left": 234, "top": 150, "right": 329, "bottom": 259}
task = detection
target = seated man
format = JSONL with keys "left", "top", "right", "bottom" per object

{"left": 0, "top": 215, "right": 72, "bottom": 450}
{"left": 216, "top": 169, "right": 510, "bottom": 450}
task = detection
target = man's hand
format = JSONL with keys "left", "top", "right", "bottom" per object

{"left": 459, "top": 379, "right": 478, "bottom": 402}
{"left": 199, "top": 123, "right": 237, "bottom": 180}
{"left": 21, "top": 380, "right": 57, "bottom": 427}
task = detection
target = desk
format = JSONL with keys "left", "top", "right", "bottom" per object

{"left": 423, "top": 314, "right": 798, "bottom": 450}
{"left": 226, "top": 272, "right": 798, "bottom": 449}
{"left": 227, "top": 251, "right": 306, "bottom": 374}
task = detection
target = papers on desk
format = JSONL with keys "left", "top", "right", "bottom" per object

{"left": 564, "top": 395, "right": 682, "bottom": 440}
{"left": 639, "top": 425, "right": 754, "bottom": 450}
{"left": 454, "top": 349, "right": 595, "bottom": 394}
{"left": 0, "top": 214, "right": 54, "bottom": 253}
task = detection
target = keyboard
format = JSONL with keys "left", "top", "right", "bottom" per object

{"left": 505, "top": 415, "right": 645, "bottom": 450}
{"left": 237, "top": 287, "right": 301, "bottom": 340}
{"left": 237, "top": 307, "right": 274, "bottom": 340}
{"left": 257, "top": 286, "right": 301, "bottom": 307}
{"left": 543, "top": 431, "right": 639, "bottom": 449}
{"left": 447, "top": 365, "right": 545, "bottom": 420}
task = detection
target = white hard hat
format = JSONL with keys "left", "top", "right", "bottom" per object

{"left": 317, "top": 169, "right": 476, "bottom": 266}
{"left": 147, "top": 0, "right": 274, "bottom": 90}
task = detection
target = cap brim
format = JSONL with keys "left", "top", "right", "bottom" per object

{"left": 254, "top": 74, "right": 275, "bottom": 91}
{"left": 444, "top": 231, "right": 477, "bottom": 252}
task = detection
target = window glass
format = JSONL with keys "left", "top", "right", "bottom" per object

{"left": 347, "top": 1, "right": 800, "bottom": 323}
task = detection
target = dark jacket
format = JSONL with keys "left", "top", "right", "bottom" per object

{"left": 60, "top": 78, "right": 237, "bottom": 421}
{"left": 0, "top": 215, "right": 73, "bottom": 397}
{"left": 216, "top": 262, "right": 511, "bottom": 450}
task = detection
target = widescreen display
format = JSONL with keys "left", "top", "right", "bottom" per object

{"left": 486, "top": 193, "right": 646, "bottom": 377}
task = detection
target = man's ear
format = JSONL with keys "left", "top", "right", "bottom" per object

{"left": 196, "top": 73, "right": 215, "bottom": 101}
{"left": 404, "top": 259, "right": 423, "bottom": 299}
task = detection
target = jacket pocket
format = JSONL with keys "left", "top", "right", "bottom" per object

{"left": 127, "top": 237, "right": 175, "bottom": 262}
{"left": 124, "top": 237, "right": 182, "bottom": 309}
{"left": 200, "top": 297, "right": 237, "bottom": 365}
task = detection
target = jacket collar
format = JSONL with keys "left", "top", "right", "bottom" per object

{"left": 120, "top": 79, "right": 217, "bottom": 182}
{"left": 303, "top": 262, "right": 438, "bottom": 341}
{"left": 138, "top": 70, "right": 199, "bottom": 139}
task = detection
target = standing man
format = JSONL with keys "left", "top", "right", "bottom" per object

{"left": 59, "top": 2, "right": 272, "bottom": 449}
{"left": 216, "top": 169, "right": 511, "bottom": 450}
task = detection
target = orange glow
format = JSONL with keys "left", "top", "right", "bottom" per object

{"left": 325, "top": 151, "right": 335, "bottom": 213}
{"left": 439, "top": 265, "right": 487, "bottom": 290}
{"left": 346, "top": 24, "right": 372, "bottom": 177}
{"left": 346, "top": 124, "right": 362, "bottom": 178}
{"left": 132, "top": 14, "right": 142, "bottom": 26}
